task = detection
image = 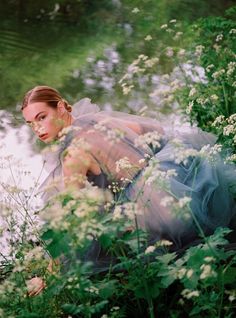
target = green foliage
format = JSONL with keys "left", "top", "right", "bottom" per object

{"left": 1, "top": 3, "right": 236, "bottom": 318}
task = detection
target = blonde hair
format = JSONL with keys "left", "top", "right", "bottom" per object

{"left": 21, "top": 85, "right": 72, "bottom": 112}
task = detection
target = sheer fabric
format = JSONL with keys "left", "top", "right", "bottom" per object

{"left": 39, "top": 99, "right": 236, "bottom": 248}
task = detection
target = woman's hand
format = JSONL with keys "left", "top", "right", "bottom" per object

{"left": 27, "top": 276, "right": 46, "bottom": 297}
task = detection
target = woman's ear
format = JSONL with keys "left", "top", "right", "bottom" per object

{"left": 57, "top": 101, "right": 66, "bottom": 116}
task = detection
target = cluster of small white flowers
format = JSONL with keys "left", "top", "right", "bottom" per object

{"left": 70, "top": 137, "right": 91, "bottom": 152}
{"left": 156, "top": 239, "right": 173, "bottom": 247}
{"left": 144, "top": 35, "right": 152, "bottom": 41}
{"left": 144, "top": 159, "right": 177, "bottom": 186}
{"left": 229, "top": 28, "right": 236, "bottom": 34}
{"left": 196, "top": 97, "right": 209, "bottom": 106}
{"left": 173, "top": 31, "right": 183, "bottom": 40}
{"left": 166, "top": 47, "right": 174, "bottom": 57}
{"left": 0, "top": 280, "right": 17, "bottom": 297}
{"left": 123, "top": 202, "right": 142, "bottom": 219}
{"left": 110, "top": 306, "right": 120, "bottom": 312}
{"left": 215, "top": 33, "right": 223, "bottom": 42}
{"left": 171, "top": 146, "right": 199, "bottom": 165}
{"left": 225, "top": 290, "right": 236, "bottom": 302}
{"left": 58, "top": 125, "right": 74, "bottom": 139}
{"left": 115, "top": 156, "right": 133, "bottom": 173}
{"left": 94, "top": 120, "right": 124, "bottom": 143}
{"left": 113, "top": 202, "right": 141, "bottom": 221}
{"left": 121, "top": 83, "right": 134, "bottom": 95}
{"left": 212, "top": 115, "right": 225, "bottom": 126}
{"left": 134, "top": 131, "right": 162, "bottom": 150}
{"left": 212, "top": 69, "right": 225, "bottom": 79}
{"left": 226, "top": 61, "right": 236, "bottom": 77}
{"left": 223, "top": 124, "right": 236, "bottom": 136}
{"left": 160, "top": 24, "right": 168, "bottom": 29}
{"left": 178, "top": 48, "right": 186, "bottom": 57}
{"left": 210, "top": 94, "right": 219, "bottom": 101}
{"left": 177, "top": 268, "right": 193, "bottom": 279}
{"left": 189, "top": 87, "right": 197, "bottom": 97}
{"left": 24, "top": 246, "right": 44, "bottom": 263}
{"left": 227, "top": 113, "right": 236, "bottom": 124}
{"left": 41, "top": 201, "right": 68, "bottom": 229}
{"left": 181, "top": 289, "right": 200, "bottom": 299}
{"left": 84, "top": 286, "right": 99, "bottom": 294}
{"left": 186, "top": 101, "right": 194, "bottom": 114}
{"left": 132, "top": 7, "right": 140, "bottom": 14}
{"left": 144, "top": 245, "right": 156, "bottom": 254}
{"left": 178, "top": 196, "right": 191, "bottom": 208}
{"left": 144, "top": 57, "right": 159, "bottom": 68}
{"left": 160, "top": 195, "right": 175, "bottom": 207}
{"left": 206, "top": 64, "right": 214, "bottom": 72}
{"left": 108, "top": 181, "right": 125, "bottom": 193}
{"left": 232, "top": 81, "right": 236, "bottom": 88}
{"left": 200, "top": 264, "right": 217, "bottom": 279}
{"left": 204, "top": 256, "right": 215, "bottom": 263}
{"left": 112, "top": 205, "right": 123, "bottom": 220}
{"left": 226, "top": 153, "right": 236, "bottom": 162}
{"left": 195, "top": 45, "right": 205, "bottom": 56}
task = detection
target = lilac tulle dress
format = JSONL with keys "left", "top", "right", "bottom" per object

{"left": 39, "top": 99, "right": 236, "bottom": 251}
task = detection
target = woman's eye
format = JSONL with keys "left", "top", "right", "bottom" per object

{"left": 39, "top": 115, "right": 46, "bottom": 121}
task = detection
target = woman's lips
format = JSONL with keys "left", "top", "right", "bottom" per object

{"left": 39, "top": 133, "right": 48, "bottom": 140}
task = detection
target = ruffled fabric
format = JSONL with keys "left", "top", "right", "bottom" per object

{"left": 38, "top": 98, "right": 236, "bottom": 248}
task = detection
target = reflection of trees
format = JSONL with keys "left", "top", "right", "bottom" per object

{"left": 0, "top": 0, "right": 114, "bottom": 23}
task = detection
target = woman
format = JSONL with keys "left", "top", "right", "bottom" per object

{"left": 22, "top": 85, "right": 236, "bottom": 246}
{"left": 22, "top": 85, "right": 236, "bottom": 295}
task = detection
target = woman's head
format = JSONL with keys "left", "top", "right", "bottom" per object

{"left": 22, "top": 86, "right": 73, "bottom": 143}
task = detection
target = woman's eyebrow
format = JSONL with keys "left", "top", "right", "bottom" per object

{"left": 26, "top": 111, "right": 46, "bottom": 123}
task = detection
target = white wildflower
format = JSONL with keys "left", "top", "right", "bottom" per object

{"left": 204, "top": 256, "right": 215, "bottom": 263}
{"left": 181, "top": 289, "right": 200, "bottom": 299}
{"left": 169, "top": 19, "right": 177, "bottom": 23}
{"left": 229, "top": 28, "right": 236, "bottom": 34}
{"left": 156, "top": 239, "right": 173, "bottom": 247}
{"left": 178, "top": 49, "right": 186, "bottom": 57}
{"left": 174, "top": 31, "right": 183, "bottom": 40}
{"left": 115, "top": 157, "right": 133, "bottom": 173}
{"left": 212, "top": 115, "right": 225, "bottom": 126}
{"left": 145, "top": 245, "right": 156, "bottom": 254}
{"left": 226, "top": 61, "right": 236, "bottom": 77}
{"left": 132, "top": 7, "right": 140, "bottom": 14}
{"left": 166, "top": 47, "right": 174, "bottom": 57}
{"left": 134, "top": 131, "right": 162, "bottom": 150}
{"left": 186, "top": 269, "right": 194, "bottom": 278}
{"left": 160, "top": 195, "right": 175, "bottom": 207}
{"left": 113, "top": 205, "right": 123, "bottom": 220}
{"left": 195, "top": 45, "right": 205, "bottom": 56}
{"left": 206, "top": 64, "right": 214, "bottom": 72}
{"left": 216, "top": 34, "right": 223, "bottom": 42}
{"left": 189, "top": 87, "right": 197, "bottom": 97}
{"left": 160, "top": 24, "right": 168, "bottom": 29}
{"left": 144, "top": 57, "right": 159, "bottom": 68}
{"left": 186, "top": 101, "right": 194, "bottom": 114}
{"left": 210, "top": 94, "right": 219, "bottom": 101}
{"left": 212, "top": 69, "right": 225, "bottom": 79}
{"left": 144, "top": 35, "right": 152, "bottom": 41}
{"left": 178, "top": 197, "right": 191, "bottom": 208}
{"left": 200, "top": 264, "right": 217, "bottom": 279}
{"left": 223, "top": 124, "right": 235, "bottom": 136}
{"left": 123, "top": 202, "right": 142, "bottom": 219}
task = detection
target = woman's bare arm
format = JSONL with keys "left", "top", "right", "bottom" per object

{"left": 62, "top": 146, "right": 101, "bottom": 190}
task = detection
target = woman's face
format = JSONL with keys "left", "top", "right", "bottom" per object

{"left": 22, "top": 102, "right": 65, "bottom": 143}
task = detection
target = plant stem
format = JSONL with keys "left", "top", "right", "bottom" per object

{"left": 222, "top": 81, "right": 229, "bottom": 116}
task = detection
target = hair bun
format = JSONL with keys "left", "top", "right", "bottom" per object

{"left": 62, "top": 99, "right": 72, "bottom": 112}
